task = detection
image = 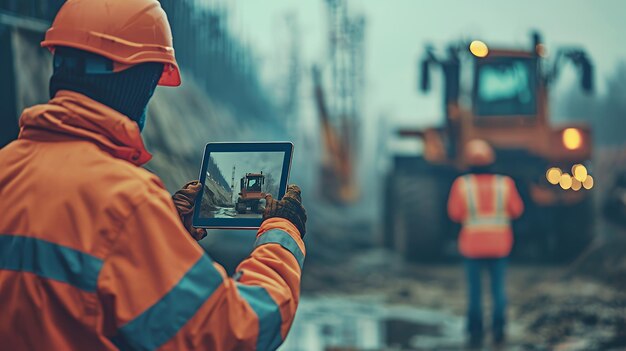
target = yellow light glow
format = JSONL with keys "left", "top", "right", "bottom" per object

{"left": 559, "top": 173, "right": 572, "bottom": 190}
{"left": 546, "top": 167, "right": 562, "bottom": 185}
{"left": 571, "top": 178, "right": 582, "bottom": 191}
{"left": 470, "top": 40, "right": 489, "bottom": 58}
{"left": 536, "top": 43, "right": 548, "bottom": 57}
{"left": 572, "top": 164, "right": 588, "bottom": 182}
{"left": 583, "top": 175, "right": 594, "bottom": 190}
{"left": 562, "top": 128, "right": 583, "bottom": 150}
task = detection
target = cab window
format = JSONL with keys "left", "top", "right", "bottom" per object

{"left": 475, "top": 57, "right": 536, "bottom": 116}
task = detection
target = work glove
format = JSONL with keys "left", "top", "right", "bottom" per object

{"left": 172, "top": 180, "right": 207, "bottom": 241}
{"left": 263, "top": 184, "right": 307, "bottom": 238}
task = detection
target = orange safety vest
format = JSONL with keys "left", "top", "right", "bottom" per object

{"left": 447, "top": 174, "right": 524, "bottom": 258}
{"left": 0, "top": 91, "right": 305, "bottom": 351}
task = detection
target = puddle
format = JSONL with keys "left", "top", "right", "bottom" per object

{"left": 280, "top": 296, "right": 465, "bottom": 351}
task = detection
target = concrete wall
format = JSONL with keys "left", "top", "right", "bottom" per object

{"left": 12, "top": 28, "right": 52, "bottom": 113}
{"left": 0, "top": 25, "right": 51, "bottom": 147}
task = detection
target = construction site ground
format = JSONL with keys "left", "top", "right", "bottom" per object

{"left": 202, "top": 206, "right": 626, "bottom": 351}
{"left": 287, "top": 252, "right": 625, "bottom": 351}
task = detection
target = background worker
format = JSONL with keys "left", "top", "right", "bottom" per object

{"left": 447, "top": 139, "right": 524, "bottom": 347}
{"left": 0, "top": 1, "right": 306, "bottom": 350}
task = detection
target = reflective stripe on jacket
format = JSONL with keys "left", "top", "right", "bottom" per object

{"left": 0, "top": 91, "right": 305, "bottom": 351}
{"left": 447, "top": 174, "right": 524, "bottom": 258}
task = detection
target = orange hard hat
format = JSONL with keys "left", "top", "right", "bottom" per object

{"left": 41, "top": 0, "right": 181, "bottom": 87}
{"left": 464, "top": 139, "right": 495, "bottom": 166}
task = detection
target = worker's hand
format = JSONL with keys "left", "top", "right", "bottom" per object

{"left": 263, "top": 185, "right": 307, "bottom": 238}
{"left": 172, "top": 180, "right": 207, "bottom": 241}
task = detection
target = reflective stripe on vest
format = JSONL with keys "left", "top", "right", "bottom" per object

{"left": 111, "top": 254, "right": 224, "bottom": 350}
{"left": 113, "top": 228, "right": 298, "bottom": 350}
{"left": 236, "top": 284, "right": 283, "bottom": 351}
{"left": 255, "top": 229, "right": 305, "bottom": 270}
{"left": 0, "top": 235, "right": 103, "bottom": 292}
{"left": 462, "top": 175, "right": 509, "bottom": 228}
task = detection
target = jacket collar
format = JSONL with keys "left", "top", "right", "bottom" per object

{"left": 18, "top": 90, "right": 152, "bottom": 166}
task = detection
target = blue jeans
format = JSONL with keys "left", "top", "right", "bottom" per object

{"left": 464, "top": 258, "right": 507, "bottom": 337}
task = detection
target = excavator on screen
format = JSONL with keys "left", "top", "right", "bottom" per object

{"left": 236, "top": 172, "right": 266, "bottom": 214}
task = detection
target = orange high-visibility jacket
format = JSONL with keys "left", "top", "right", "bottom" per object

{"left": 0, "top": 91, "right": 305, "bottom": 351}
{"left": 447, "top": 174, "right": 524, "bottom": 258}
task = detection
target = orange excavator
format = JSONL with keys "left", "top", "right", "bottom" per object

{"left": 384, "top": 32, "right": 595, "bottom": 262}
{"left": 235, "top": 172, "right": 266, "bottom": 214}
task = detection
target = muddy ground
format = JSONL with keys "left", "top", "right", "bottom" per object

{"left": 293, "top": 247, "right": 626, "bottom": 351}
{"left": 204, "top": 207, "right": 626, "bottom": 351}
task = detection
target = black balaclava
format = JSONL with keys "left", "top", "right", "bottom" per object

{"left": 50, "top": 47, "right": 163, "bottom": 131}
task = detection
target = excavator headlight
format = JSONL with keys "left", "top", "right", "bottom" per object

{"left": 559, "top": 173, "right": 573, "bottom": 190}
{"left": 562, "top": 128, "right": 583, "bottom": 150}
{"left": 583, "top": 175, "right": 594, "bottom": 190}
{"left": 546, "top": 167, "right": 562, "bottom": 185}
{"left": 572, "top": 164, "right": 588, "bottom": 182}
{"left": 469, "top": 40, "right": 489, "bottom": 58}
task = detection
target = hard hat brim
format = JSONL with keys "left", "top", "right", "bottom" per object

{"left": 42, "top": 28, "right": 181, "bottom": 87}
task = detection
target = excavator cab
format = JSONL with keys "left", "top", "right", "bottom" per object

{"left": 236, "top": 173, "right": 265, "bottom": 214}
{"left": 243, "top": 174, "right": 264, "bottom": 193}
{"left": 473, "top": 56, "right": 537, "bottom": 117}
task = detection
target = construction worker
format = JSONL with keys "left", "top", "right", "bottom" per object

{"left": 447, "top": 139, "right": 524, "bottom": 347}
{"left": 0, "top": 1, "right": 307, "bottom": 350}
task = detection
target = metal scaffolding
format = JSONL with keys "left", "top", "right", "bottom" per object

{"left": 325, "top": 0, "right": 365, "bottom": 154}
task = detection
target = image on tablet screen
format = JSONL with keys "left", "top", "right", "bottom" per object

{"left": 199, "top": 151, "right": 284, "bottom": 219}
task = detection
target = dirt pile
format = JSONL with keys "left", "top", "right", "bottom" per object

{"left": 199, "top": 176, "right": 233, "bottom": 215}
{"left": 516, "top": 282, "right": 626, "bottom": 350}
{"left": 143, "top": 77, "right": 250, "bottom": 191}
{"left": 570, "top": 238, "right": 626, "bottom": 290}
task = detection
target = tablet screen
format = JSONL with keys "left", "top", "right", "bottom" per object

{"left": 193, "top": 142, "right": 293, "bottom": 229}
{"left": 199, "top": 151, "right": 284, "bottom": 219}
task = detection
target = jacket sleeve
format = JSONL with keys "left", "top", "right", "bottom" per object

{"left": 447, "top": 177, "right": 467, "bottom": 223}
{"left": 505, "top": 176, "right": 524, "bottom": 219}
{"left": 97, "top": 189, "right": 305, "bottom": 351}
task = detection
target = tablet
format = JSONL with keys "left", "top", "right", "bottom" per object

{"left": 193, "top": 142, "right": 294, "bottom": 229}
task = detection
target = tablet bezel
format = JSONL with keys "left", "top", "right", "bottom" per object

{"left": 192, "top": 142, "right": 294, "bottom": 230}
